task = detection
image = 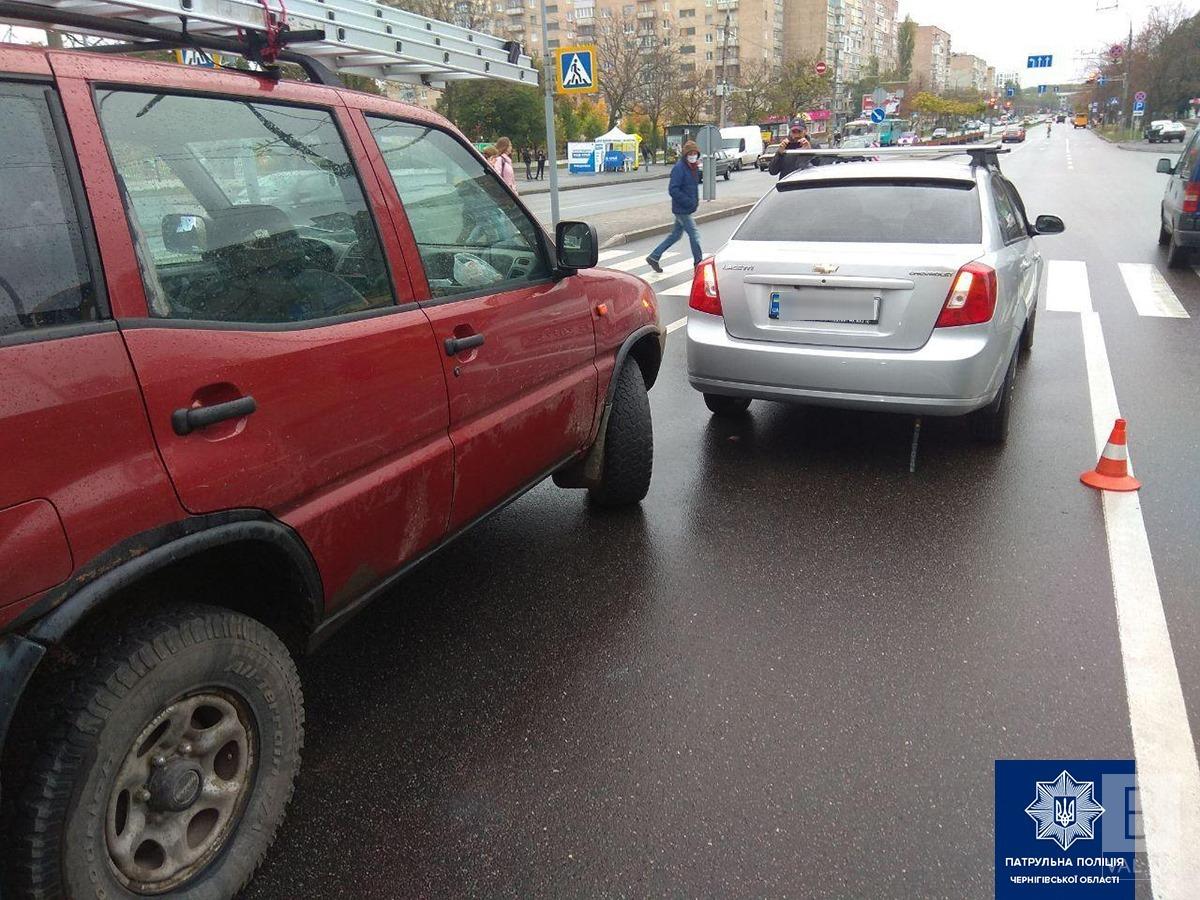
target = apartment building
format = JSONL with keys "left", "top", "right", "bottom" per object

{"left": 864, "top": 0, "right": 899, "bottom": 74}
{"left": 782, "top": 0, "right": 900, "bottom": 99}
{"left": 948, "top": 52, "right": 988, "bottom": 93}
{"left": 995, "top": 70, "right": 1020, "bottom": 90}
{"left": 985, "top": 65, "right": 996, "bottom": 94}
{"left": 482, "top": 0, "right": 784, "bottom": 85}
{"left": 912, "top": 23, "right": 951, "bottom": 92}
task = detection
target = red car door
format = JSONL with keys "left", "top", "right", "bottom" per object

{"left": 0, "top": 68, "right": 183, "bottom": 630}
{"left": 56, "top": 56, "right": 454, "bottom": 607}
{"left": 353, "top": 109, "right": 598, "bottom": 530}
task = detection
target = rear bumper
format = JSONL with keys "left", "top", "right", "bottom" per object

{"left": 1171, "top": 222, "right": 1200, "bottom": 247}
{"left": 685, "top": 312, "right": 1008, "bottom": 416}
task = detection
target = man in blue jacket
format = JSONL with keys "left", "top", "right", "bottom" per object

{"left": 646, "top": 140, "right": 702, "bottom": 272}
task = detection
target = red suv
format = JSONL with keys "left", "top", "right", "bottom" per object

{"left": 0, "top": 42, "right": 661, "bottom": 898}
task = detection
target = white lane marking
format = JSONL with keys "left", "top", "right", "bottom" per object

{"left": 604, "top": 255, "right": 652, "bottom": 272}
{"left": 1077, "top": 304, "right": 1200, "bottom": 899}
{"left": 657, "top": 281, "right": 693, "bottom": 298}
{"left": 666, "top": 316, "right": 687, "bottom": 333}
{"left": 643, "top": 258, "right": 696, "bottom": 284}
{"left": 1045, "top": 260, "right": 1093, "bottom": 313}
{"left": 598, "top": 248, "right": 636, "bottom": 264}
{"left": 1118, "top": 263, "right": 1190, "bottom": 318}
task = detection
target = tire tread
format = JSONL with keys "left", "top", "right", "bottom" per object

{"left": 10, "top": 604, "right": 303, "bottom": 899}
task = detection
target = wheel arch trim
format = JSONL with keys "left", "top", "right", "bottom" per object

{"left": 15, "top": 512, "right": 324, "bottom": 647}
{"left": 608, "top": 324, "right": 665, "bottom": 404}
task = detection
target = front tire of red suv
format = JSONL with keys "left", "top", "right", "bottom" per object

{"left": 588, "top": 363, "right": 653, "bottom": 507}
{"left": 11, "top": 604, "right": 303, "bottom": 900}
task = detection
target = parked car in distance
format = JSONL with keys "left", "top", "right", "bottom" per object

{"left": 721, "top": 124, "right": 764, "bottom": 169}
{"left": 897, "top": 132, "right": 918, "bottom": 146}
{"left": 758, "top": 143, "right": 782, "bottom": 169}
{"left": 699, "top": 148, "right": 736, "bottom": 180}
{"left": 1056, "top": 114, "right": 1066, "bottom": 124}
{"left": 1073, "top": 113, "right": 1089, "bottom": 128}
{"left": 1156, "top": 130, "right": 1200, "bottom": 267}
{"left": 1147, "top": 120, "right": 1187, "bottom": 143}
{"left": 0, "top": 39, "right": 664, "bottom": 900}
{"left": 931, "top": 127, "right": 949, "bottom": 139}
{"left": 685, "top": 152, "right": 1063, "bottom": 443}
{"left": 840, "top": 134, "right": 878, "bottom": 149}
{"left": 1002, "top": 125, "right": 1026, "bottom": 143}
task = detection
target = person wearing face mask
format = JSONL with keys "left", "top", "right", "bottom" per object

{"left": 768, "top": 123, "right": 813, "bottom": 179}
{"left": 645, "top": 140, "right": 703, "bottom": 272}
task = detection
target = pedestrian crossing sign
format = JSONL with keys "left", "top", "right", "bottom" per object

{"left": 554, "top": 45, "right": 598, "bottom": 95}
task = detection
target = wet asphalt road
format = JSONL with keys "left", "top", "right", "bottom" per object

{"left": 242, "top": 132, "right": 1200, "bottom": 898}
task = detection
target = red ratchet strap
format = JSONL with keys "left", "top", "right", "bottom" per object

{"left": 255, "top": 0, "right": 288, "bottom": 63}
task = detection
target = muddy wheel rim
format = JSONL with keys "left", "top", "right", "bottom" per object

{"left": 105, "top": 690, "right": 256, "bottom": 894}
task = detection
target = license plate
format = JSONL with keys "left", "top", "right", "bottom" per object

{"left": 769, "top": 288, "right": 880, "bottom": 325}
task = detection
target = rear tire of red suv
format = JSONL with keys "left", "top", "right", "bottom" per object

{"left": 588, "top": 363, "right": 653, "bottom": 507}
{"left": 10, "top": 604, "right": 303, "bottom": 900}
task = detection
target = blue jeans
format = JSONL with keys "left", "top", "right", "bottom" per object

{"left": 649, "top": 213, "right": 702, "bottom": 265}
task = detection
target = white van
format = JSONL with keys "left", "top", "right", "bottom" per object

{"left": 720, "top": 125, "right": 764, "bottom": 169}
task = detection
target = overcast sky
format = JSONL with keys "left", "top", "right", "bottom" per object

{"left": 899, "top": 0, "right": 1198, "bottom": 84}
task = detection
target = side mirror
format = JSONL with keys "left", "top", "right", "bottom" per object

{"left": 1033, "top": 214, "right": 1065, "bottom": 235}
{"left": 161, "top": 213, "right": 209, "bottom": 254}
{"left": 555, "top": 220, "right": 598, "bottom": 271}
{"left": 1157, "top": 158, "right": 1174, "bottom": 174}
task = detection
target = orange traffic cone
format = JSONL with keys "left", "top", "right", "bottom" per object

{"left": 1081, "top": 418, "right": 1141, "bottom": 492}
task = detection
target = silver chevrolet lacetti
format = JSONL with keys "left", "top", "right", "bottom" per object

{"left": 685, "top": 147, "right": 1065, "bottom": 442}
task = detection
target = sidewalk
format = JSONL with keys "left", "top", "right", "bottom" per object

{"left": 518, "top": 166, "right": 670, "bottom": 196}
{"left": 591, "top": 196, "right": 758, "bottom": 249}
{"left": 1093, "top": 125, "right": 1194, "bottom": 153}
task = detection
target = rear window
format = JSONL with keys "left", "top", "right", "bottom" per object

{"left": 735, "top": 178, "right": 982, "bottom": 244}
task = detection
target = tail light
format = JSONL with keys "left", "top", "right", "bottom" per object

{"left": 1184, "top": 182, "right": 1200, "bottom": 214}
{"left": 935, "top": 261, "right": 997, "bottom": 327}
{"left": 689, "top": 257, "right": 722, "bottom": 316}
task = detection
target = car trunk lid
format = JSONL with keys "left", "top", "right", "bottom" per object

{"left": 715, "top": 242, "right": 981, "bottom": 351}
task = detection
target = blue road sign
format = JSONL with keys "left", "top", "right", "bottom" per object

{"left": 1026, "top": 54, "right": 1053, "bottom": 68}
{"left": 1133, "top": 99, "right": 1146, "bottom": 113}
{"left": 1037, "top": 85, "right": 1047, "bottom": 95}
{"left": 1006, "top": 86, "right": 1015, "bottom": 97}
{"left": 1097, "top": 75, "right": 1108, "bottom": 86}
{"left": 1109, "top": 97, "right": 1120, "bottom": 106}
{"left": 870, "top": 107, "right": 886, "bottom": 124}
{"left": 555, "top": 45, "right": 597, "bottom": 94}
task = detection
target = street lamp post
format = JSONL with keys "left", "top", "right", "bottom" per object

{"left": 831, "top": 0, "right": 843, "bottom": 131}
{"left": 539, "top": 0, "right": 560, "bottom": 228}
{"left": 1123, "top": 19, "right": 1132, "bottom": 136}
{"left": 717, "top": 11, "right": 731, "bottom": 128}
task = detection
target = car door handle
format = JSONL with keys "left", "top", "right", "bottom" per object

{"left": 171, "top": 396, "right": 257, "bottom": 436}
{"left": 445, "top": 333, "right": 485, "bottom": 356}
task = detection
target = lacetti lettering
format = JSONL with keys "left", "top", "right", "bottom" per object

{"left": 909, "top": 270, "right": 954, "bottom": 277}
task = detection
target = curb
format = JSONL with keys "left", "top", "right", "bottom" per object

{"left": 520, "top": 170, "right": 671, "bottom": 196}
{"left": 600, "top": 201, "right": 757, "bottom": 249}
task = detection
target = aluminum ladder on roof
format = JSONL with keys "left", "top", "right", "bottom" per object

{"left": 0, "top": 0, "right": 538, "bottom": 87}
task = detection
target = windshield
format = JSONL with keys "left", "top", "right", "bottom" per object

{"left": 735, "top": 179, "right": 982, "bottom": 244}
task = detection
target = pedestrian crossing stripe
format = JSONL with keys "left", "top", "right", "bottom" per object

{"left": 554, "top": 45, "right": 598, "bottom": 95}
{"left": 1118, "top": 263, "right": 1190, "bottom": 318}
{"left": 1043, "top": 259, "right": 1190, "bottom": 319}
